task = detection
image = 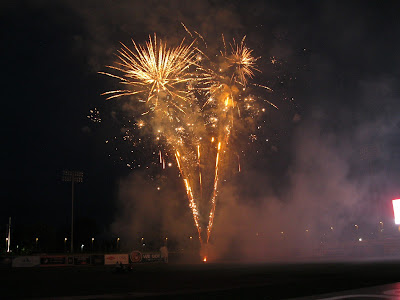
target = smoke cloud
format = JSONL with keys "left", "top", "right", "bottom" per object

{"left": 62, "top": 0, "right": 246, "bottom": 70}
{"left": 207, "top": 77, "right": 400, "bottom": 261}
{"left": 29, "top": 0, "right": 395, "bottom": 261}
{"left": 111, "top": 73, "right": 400, "bottom": 261}
{"left": 111, "top": 171, "right": 195, "bottom": 250}
{"left": 97, "top": 3, "right": 400, "bottom": 261}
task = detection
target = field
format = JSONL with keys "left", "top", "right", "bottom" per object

{"left": 2, "top": 260, "right": 400, "bottom": 299}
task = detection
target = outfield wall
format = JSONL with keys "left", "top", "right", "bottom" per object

{"left": 5, "top": 250, "right": 164, "bottom": 268}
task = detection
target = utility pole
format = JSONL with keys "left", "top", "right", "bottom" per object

{"left": 62, "top": 170, "right": 83, "bottom": 253}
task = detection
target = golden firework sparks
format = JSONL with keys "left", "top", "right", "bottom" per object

{"left": 207, "top": 141, "right": 221, "bottom": 243}
{"left": 101, "top": 32, "right": 276, "bottom": 247}
{"left": 228, "top": 36, "right": 260, "bottom": 86}
{"left": 99, "top": 35, "right": 203, "bottom": 113}
{"left": 175, "top": 151, "right": 202, "bottom": 242}
{"left": 197, "top": 144, "right": 203, "bottom": 201}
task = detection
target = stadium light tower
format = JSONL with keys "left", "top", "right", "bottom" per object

{"left": 62, "top": 170, "right": 83, "bottom": 253}
{"left": 6, "top": 217, "right": 11, "bottom": 253}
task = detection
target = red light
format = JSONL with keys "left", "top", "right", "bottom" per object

{"left": 392, "top": 199, "right": 400, "bottom": 224}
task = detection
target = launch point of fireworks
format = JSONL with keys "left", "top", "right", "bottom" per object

{"left": 100, "top": 31, "right": 274, "bottom": 247}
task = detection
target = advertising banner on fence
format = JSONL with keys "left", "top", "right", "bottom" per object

{"left": 141, "top": 252, "right": 162, "bottom": 263}
{"left": 0, "top": 256, "right": 12, "bottom": 268}
{"left": 91, "top": 254, "right": 104, "bottom": 265}
{"left": 129, "top": 251, "right": 142, "bottom": 263}
{"left": 74, "top": 255, "right": 90, "bottom": 265}
{"left": 40, "top": 256, "right": 68, "bottom": 266}
{"left": 104, "top": 254, "right": 129, "bottom": 265}
{"left": 12, "top": 256, "right": 40, "bottom": 267}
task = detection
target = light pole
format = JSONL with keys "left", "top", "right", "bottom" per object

{"left": 117, "top": 237, "right": 120, "bottom": 252}
{"left": 354, "top": 224, "right": 359, "bottom": 241}
{"left": 91, "top": 237, "right": 94, "bottom": 251}
{"left": 189, "top": 236, "right": 194, "bottom": 256}
{"left": 35, "top": 237, "right": 38, "bottom": 250}
{"left": 6, "top": 217, "right": 11, "bottom": 253}
{"left": 64, "top": 238, "right": 67, "bottom": 252}
{"left": 62, "top": 170, "right": 83, "bottom": 253}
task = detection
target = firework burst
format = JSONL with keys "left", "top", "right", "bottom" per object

{"left": 228, "top": 36, "right": 260, "bottom": 86}
{"left": 99, "top": 35, "right": 207, "bottom": 114}
{"left": 100, "top": 31, "right": 273, "bottom": 248}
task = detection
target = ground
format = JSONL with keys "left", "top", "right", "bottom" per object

{"left": 2, "top": 260, "right": 400, "bottom": 299}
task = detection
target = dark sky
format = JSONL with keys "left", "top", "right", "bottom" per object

{"left": 2, "top": 0, "right": 400, "bottom": 242}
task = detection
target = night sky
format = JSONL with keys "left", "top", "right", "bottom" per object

{"left": 3, "top": 1, "right": 400, "bottom": 251}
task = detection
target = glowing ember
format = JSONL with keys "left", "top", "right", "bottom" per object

{"left": 203, "top": 257, "right": 207, "bottom": 262}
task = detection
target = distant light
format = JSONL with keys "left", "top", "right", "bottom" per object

{"left": 393, "top": 199, "right": 400, "bottom": 224}
{"left": 358, "top": 238, "right": 362, "bottom": 242}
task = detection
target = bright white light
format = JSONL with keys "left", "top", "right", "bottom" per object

{"left": 393, "top": 199, "right": 400, "bottom": 224}
{"left": 358, "top": 238, "right": 362, "bottom": 242}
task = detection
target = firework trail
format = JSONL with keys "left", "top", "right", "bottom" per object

{"left": 100, "top": 32, "right": 272, "bottom": 249}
